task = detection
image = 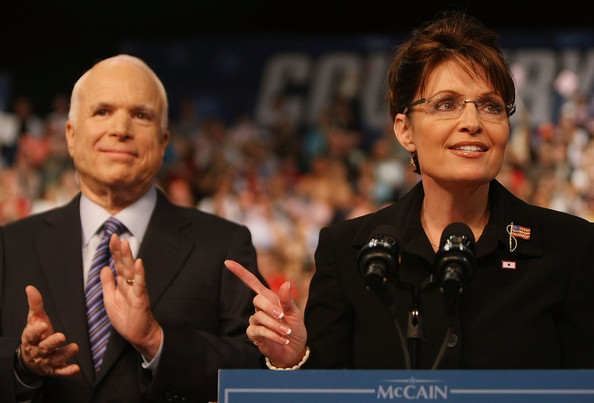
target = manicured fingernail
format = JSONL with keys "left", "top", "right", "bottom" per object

{"left": 273, "top": 308, "right": 284, "bottom": 319}
{"left": 281, "top": 337, "right": 290, "bottom": 345}
{"left": 280, "top": 325, "right": 291, "bottom": 335}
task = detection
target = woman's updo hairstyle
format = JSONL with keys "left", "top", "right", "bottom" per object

{"left": 387, "top": 11, "right": 515, "bottom": 121}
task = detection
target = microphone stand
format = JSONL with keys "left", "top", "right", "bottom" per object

{"left": 374, "top": 287, "right": 412, "bottom": 370}
{"left": 365, "top": 264, "right": 454, "bottom": 370}
{"left": 407, "top": 299, "right": 423, "bottom": 369}
{"left": 405, "top": 274, "right": 436, "bottom": 369}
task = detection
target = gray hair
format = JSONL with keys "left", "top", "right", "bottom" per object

{"left": 68, "top": 54, "right": 169, "bottom": 130}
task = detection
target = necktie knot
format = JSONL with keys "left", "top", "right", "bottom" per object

{"left": 103, "top": 217, "right": 126, "bottom": 238}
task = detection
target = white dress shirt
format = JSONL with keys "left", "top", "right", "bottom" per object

{"left": 80, "top": 186, "right": 156, "bottom": 287}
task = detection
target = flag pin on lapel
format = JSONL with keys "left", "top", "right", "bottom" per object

{"left": 506, "top": 222, "right": 531, "bottom": 253}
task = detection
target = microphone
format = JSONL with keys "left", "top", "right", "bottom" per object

{"left": 358, "top": 225, "right": 411, "bottom": 369}
{"left": 357, "top": 225, "right": 399, "bottom": 296}
{"left": 434, "top": 222, "right": 476, "bottom": 312}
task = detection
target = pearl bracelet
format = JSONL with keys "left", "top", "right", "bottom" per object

{"left": 265, "top": 346, "right": 311, "bottom": 370}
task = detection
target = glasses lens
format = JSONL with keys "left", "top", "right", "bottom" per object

{"left": 476, "top": 97, "right": 507, "bottom": 122}
{"left": 427, "top": 95, "right": 461, "bottom": 118}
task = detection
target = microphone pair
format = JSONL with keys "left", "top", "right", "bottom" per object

{"left": 358, "top": 222, "right": 476, "bottom": 310}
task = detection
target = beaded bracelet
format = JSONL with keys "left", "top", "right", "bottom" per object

{"left": 265, "top": 346, "right": 311, "bottom": 370}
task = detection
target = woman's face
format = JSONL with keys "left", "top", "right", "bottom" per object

{"left": 394, "top": 60, "right": 510, "bottom": 189}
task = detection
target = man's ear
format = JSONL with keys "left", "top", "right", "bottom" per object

{"left": 159, "top": 129, "right": 170, "bottom": 157}
{"left": 65, "top": 120, "right": 76, "bottom": 158}
{"left": 393, "top": 113, "right": 416, "bottom": 153}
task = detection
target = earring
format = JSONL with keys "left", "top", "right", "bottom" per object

{"left": 409, "top": 152, "right": 416, "bottom": 168}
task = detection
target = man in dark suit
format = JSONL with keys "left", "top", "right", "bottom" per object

{"left": 0, "top": 54, "right": 264, "bottom": 402}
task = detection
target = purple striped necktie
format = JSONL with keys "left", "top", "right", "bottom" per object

{"left": 85, "top": 217, "right": 125, "bottom": 372}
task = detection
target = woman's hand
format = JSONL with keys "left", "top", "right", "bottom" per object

{"left": 225, "top": 260, "right": 308, "bottom": 368}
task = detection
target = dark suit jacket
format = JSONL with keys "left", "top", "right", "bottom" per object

{"left": 304, "top": 180, "right": 594, "bottom": 370}
{"left": 0, "top": 190, "right": 264, "bottom": 402}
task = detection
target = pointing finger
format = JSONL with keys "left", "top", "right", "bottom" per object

{"left": 225, "top": 260, "right": 278, "bottom": 302}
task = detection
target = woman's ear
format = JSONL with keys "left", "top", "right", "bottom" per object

{"left": 393, "top": 113, "right": 416, "bottom": 153}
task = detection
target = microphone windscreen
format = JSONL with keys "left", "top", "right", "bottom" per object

{"left": 439, "top": 222, "right": 475, "bottom": 249}
{"left": 357, "top": 224, "right": 399, "bottom": 292}
{"left": 367, "top": 224, "right": 399, "bottom": 243}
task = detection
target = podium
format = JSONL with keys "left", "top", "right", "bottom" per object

{"left": 219, "top": 369, "right": 594, "bottom": 402}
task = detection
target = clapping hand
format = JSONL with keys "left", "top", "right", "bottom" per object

{"left": 101, "top": 234, "right": 162, "bottom": 359}
{"left": 19, "top": 286, "right": 80, "bottom": 377}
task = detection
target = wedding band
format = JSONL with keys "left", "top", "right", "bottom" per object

{"left": 126, "top": 279, "right": 134, "bottom": 285}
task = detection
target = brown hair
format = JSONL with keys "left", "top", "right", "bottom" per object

{"left": 387, "top": 11, "right": 515, "bottom": 121}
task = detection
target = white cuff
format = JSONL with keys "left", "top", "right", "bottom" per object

{"left": 141, "top": 327, "right": 164, "bottom": 371}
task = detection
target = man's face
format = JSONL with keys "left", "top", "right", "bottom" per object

{"left": 66, "top": 60, "right": 169, "bottom": 200}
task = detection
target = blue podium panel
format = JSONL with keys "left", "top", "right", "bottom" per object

{"left": 219, "top": 369, "right": 594, "bottom": 402}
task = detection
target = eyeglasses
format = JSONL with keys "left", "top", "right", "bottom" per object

{"left": 402, "top": 93, "right": 516, "bottom": 123}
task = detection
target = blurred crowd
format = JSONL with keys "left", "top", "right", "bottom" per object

{"left": 1, "top": 87, "right": 593, "bottom": 307}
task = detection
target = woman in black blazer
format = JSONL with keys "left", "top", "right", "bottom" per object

{"left": 226, "top": 11, "right": 594, "bottom": 370}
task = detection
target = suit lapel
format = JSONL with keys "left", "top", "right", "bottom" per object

{"left": 35, "top": 195, "right": 95, "bottom": 385}
{"left": 490, "top": 180, "right": 543, "bottom": 257}
{"left": 138, "top": 191, "right": 195, "bottom": 306}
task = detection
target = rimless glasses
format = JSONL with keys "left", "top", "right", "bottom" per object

{"left": 402, "top": 92, "right": 516, "bottom": 123}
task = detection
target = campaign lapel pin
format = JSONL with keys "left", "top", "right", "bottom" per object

{"left": 502, "top": 260, "right": 517, "bottom": 270}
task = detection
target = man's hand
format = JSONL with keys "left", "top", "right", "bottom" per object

{"left": 101, "top": 234, "right": 162, "bottom": 359}
{"left": 19, "top": 286, "right": 80, "bottom": 377}
{"left": 225, "top": 259, "right": 308, "bottom": 368}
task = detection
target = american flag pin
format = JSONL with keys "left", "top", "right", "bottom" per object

{"left": 511, "top": 224, "right": 531, "bottom": 240}
{"left": 502, "top": 260, "right": 517, "bottom": 270}
{"left": 506, "top": 222, "right": 531, "bottom": 253}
